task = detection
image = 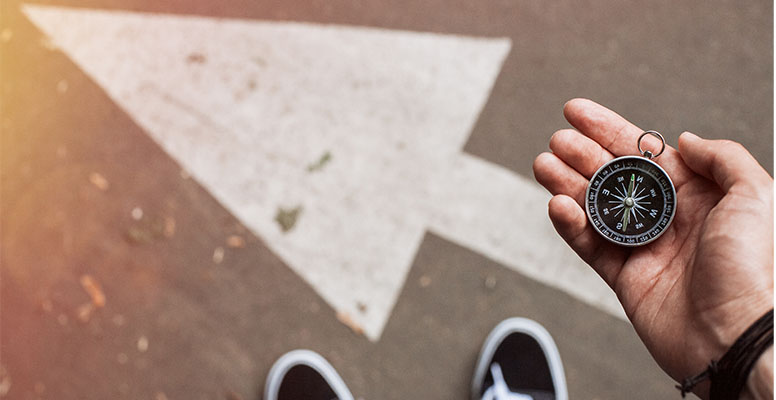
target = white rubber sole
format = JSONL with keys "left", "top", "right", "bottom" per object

{"left": 264, "top": 349, "right": 354, "bottom": 400}
{"left": 471, "top": 318, "right": 568, "bottom": 400}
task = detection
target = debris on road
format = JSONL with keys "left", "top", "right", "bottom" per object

{"left": 163, "top": 216, "right": 176, "bottom": 238}
{"left": 56, "top": 79, "right": 68, "bottom": 94}
{"left": 213, "top": 246, "right": 225, "bottom": 264}
{"left": 88, "top": 172, "right": 109, "bottom": 191}
{"left": 155, "top": 392, "right": 169, "bottom": 400}
{"left": 117, "top": 353, "right": 129, "bottom": 365}
{"left": 80, "top": 274, "right": 106, "bottom": 307}
{"left": 137, "top": 336, "right": 149, "bottom": 352}
{"left": 126, "top": 214, "right": 172, "bottom": 244}
{"left": 0, "top": 365, "right": 10, "bottom": 396}
{"left": 0, "top": 29, "right": 12, "bottom": 43}
{"left": 307, "top": 151, "right": 332, "bottom": 172}
{"left": 127, "top": 226, "right": 154, "bottom": 244}
{"left": 336, "top": 311, "right": 364, "bottom": 336}
{"left": 226, "top": 235, "right": 245, "bottom": 248}
{"left": 186, "top": 52, "right": 206, "bottom": 64}
{"left": 484, "top": 275, "right": 497, "bottom": 291}
{"left": 76, "top": 273, "right": 105, "bottom": 323}
{"left": 76, "top": 303, "right": 95, "bottom": 322}
{"left": 275, "top": 206, "right": 302, "bottom": 233}
{"left": 419, "top": 275, "right": 432, "bottom": 288}
{"left": 252, "top": 56, "right": 267, "bottom": 67}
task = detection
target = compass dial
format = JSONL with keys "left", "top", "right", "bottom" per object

{"left": 585, "top": 156, "right": 676, "bottom": 246}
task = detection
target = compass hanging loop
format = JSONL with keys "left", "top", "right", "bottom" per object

{"left": 637, "top": 130, "right": 666, "bottom": 159}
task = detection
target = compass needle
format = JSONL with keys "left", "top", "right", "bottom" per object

{"left": 616, "top": 185, "right": 627, "bottom": 198}
{"left": 622, "top": 208, "right": 630, "bottom": 232}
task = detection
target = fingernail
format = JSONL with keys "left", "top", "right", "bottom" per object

{"left": 680, "top": 131, "right": 700, "bottom": 141}
{"left": 563, "top": 98, "right": 586, "bottom": 113}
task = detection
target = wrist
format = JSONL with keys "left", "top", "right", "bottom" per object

{"left": 740, "top": 347, "right": 773, "bottom": 400}
{"left": 678, "top": 309, "right": 773, "bottom": 399}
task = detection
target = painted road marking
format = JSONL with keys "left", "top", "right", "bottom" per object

{"left": 24, "top": 5, "right": 625, "bottom": 341}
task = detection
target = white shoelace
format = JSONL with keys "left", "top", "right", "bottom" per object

{"left": 480, "top": 363, "right": 534, "bottom": 400}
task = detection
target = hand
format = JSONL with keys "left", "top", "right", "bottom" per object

{"left": 533, "top": 99, "right": 773, "bottom": 398}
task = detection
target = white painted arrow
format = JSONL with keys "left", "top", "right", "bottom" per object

{"left": 24, "top": 5, "right": 624, "bottom": 340}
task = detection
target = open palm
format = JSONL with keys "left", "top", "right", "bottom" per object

{"left": 533, "top": 99, "right": 773, "bottom": 396}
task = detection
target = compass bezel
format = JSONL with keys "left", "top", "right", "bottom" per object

{"left": 585, "top": 155, "right": 677, "bottom": 247}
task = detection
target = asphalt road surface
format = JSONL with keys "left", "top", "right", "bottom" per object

{"left": 1, "top": 0, "right": 772, "bottom": 399}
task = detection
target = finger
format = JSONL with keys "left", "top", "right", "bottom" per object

{"left": 549, "top": 128, "right": 615, "bottom": 179}
{"left": 533, "top": 152, "right": 588, "bottom": 206}
{"left": 548, "top": 195, "right": 625, "bottom": 286}
{"left": 677, "top": 132, "right": 772, "bottom": 192}
{"left": 563, "top": 98, "right": 693, "bottom": 187}
{"left": 563, "top": 98, "right": 667, "bottom": 156}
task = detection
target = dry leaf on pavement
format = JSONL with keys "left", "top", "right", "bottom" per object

{"left": 80, "top": 274, "right": 105, "bottom": 307}
{"left": 336, "top": 311, "right": 364, "bottom": 336}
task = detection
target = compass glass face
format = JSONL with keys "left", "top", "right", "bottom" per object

{"left": 586, "top": 156, "right": 676, "bottom": 246}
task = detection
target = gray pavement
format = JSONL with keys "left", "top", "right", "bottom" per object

{"left": 1, "top": 0, "right": 772, "bottom": 399}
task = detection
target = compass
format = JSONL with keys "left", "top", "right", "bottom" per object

{"left": 585, "top": 131, "right": 676, "bottom": 246}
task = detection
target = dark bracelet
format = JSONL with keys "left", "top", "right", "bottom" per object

{"left": 676, "top": 308, "right": 774, "bottom": 399}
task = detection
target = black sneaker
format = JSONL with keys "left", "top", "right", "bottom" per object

{"left": 264, "top": 349, "right": 354, "bottom": 400}
{"left": 471, "top": 318, "right": 568, "bottom": 400}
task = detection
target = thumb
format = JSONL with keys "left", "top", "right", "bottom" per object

{"left": 678, "top": 132, "right": 771, "bottom": 192}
